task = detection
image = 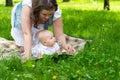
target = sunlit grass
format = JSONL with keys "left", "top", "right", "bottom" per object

{"left": 59, "top": 1, "right": 120, "bottom": 12}
{"left": 0, "top": 0, "right": 120, "bottom": 80}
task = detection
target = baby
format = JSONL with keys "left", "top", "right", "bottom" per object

{"left": 32, "top": 30, "right": 61, "bottom": 59}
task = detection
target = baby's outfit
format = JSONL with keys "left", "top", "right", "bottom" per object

{"left": 32, "top": 42, "right": 60, "bottom": 58}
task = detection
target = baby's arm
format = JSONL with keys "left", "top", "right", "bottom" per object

{"left": 32, "top": 44, "right": 43, "bottom": 59}
{"left": 55, "top": 42, "right": 62, "bottom": 55}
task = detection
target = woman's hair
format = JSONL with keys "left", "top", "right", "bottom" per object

{"left": 32, "top": 0, "right": 58, "bottom": 28}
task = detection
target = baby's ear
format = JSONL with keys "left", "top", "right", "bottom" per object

{"left": 44, "top": 41, "right": 46, "bottom": 43}
{"left": 43, "top": 41, "right": 47, "bottom": 45}
{"left": 43, "top": 40, "right": 47, "bottom": 43}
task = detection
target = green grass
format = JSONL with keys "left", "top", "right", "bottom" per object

{"left": 0, "top": 0, "right": 120, "bottom": 80}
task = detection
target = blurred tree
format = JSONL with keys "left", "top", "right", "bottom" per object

{"left": 104, "top": 0, "right": 110, "bottom": 10}
{"left": 6, "top": 0, "right": 13, "bottom": 6}
{"left": 63, "top": 0, "right": 70, "bottom": 2}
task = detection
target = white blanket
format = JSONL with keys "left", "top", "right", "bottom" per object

{"left": 0, "top": 35, "right": 89, "bottom": 60}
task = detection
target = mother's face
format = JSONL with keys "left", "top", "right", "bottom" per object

{"left": 39, "top": 9, "right": 55, "bottom": 23}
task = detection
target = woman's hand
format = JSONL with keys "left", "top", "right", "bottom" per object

{"left": 21, "top": 52, "right": 32, "bottom": 63}
{"left": 63, "top": 44, "right": 76, "bottom": 54}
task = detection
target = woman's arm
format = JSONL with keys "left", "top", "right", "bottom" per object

{"left": 53, "top": 18, "right": 65, "bottom": 46}
{"left": 21, "top": 5, "right": 32, "bottom": 59}
{"left": 53, "top": 17, "right": 74, "bottom": 53}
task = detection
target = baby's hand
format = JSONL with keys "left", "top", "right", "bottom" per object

{"left": 37, "top": 54, "right": 43, "bottom": 59}
{"left": 57, "top": 50, "right": 62, "bottom": 55}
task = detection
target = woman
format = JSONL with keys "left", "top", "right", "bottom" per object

{"left": 11, "top": 0, "right": 75, "bottom": 60}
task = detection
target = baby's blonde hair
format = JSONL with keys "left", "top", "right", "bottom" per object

{"left": 37, "top": 30, "right": 53, "bottom": 44}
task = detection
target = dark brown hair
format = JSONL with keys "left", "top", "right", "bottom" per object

{"left": 32, "top": 0, "right": 58, "bottom": 28}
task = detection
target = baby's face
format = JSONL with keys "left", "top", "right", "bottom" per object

{"left": 45, "top": 33, "right": 56, "bottom": 47}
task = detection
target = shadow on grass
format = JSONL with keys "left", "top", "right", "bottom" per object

{"left": 35, "top": 53, "right": 73, "bottom": 64}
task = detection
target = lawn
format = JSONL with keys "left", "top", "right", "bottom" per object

{"left": 0, "top": 0, "right": 120, "bottom": 80}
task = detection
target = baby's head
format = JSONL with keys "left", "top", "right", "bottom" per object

{"left": 37, "top": 30, "right": 56, "bottom": 47}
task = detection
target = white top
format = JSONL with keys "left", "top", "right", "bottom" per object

{"left": 31, "top": 24, "right": 44, "bottom": 45}
{"left": 32, "top": 42, "right": 60, "bottom": 57}
{"left": 22, "top": 0, "right": 62, "bottom": 21}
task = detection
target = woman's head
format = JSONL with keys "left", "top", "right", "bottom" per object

{"left": 32, "top": 0, "right": 58, "bottom": 27}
